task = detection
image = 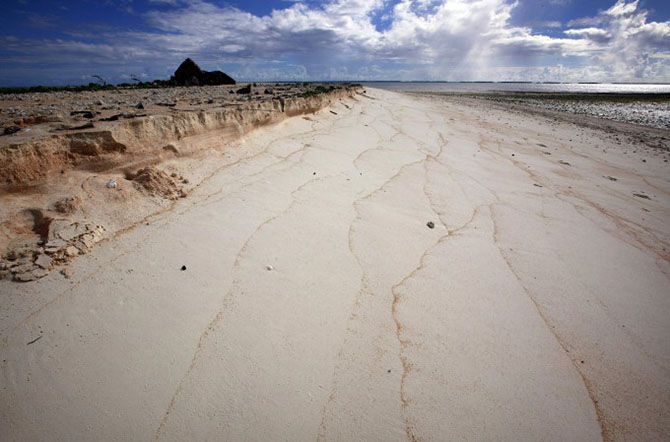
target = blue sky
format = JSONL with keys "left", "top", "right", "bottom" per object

{"left": 0, "top": 0, "right": 668, "bottom": 86}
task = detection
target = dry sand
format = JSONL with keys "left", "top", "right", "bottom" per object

{"left": 1, "top": 88, "right": 669, "bottom": 442}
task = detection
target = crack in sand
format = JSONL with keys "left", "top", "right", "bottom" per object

{"left": 462, "top": 118, "right": 647, "bottom": 441}
{"left": 474, "top": 133, "right": 670, "bottom": 265}
{"left": 489, "top": 203, "right": 609, "bottom": 442}
{"left": 152, "top": 172, "right": 337, "bottom": 441}
{"left": 389, "top": 203, "right": 485, "bottom": 442}
{"left": 317, "top": 102, "right": 448, "bottom": 440}
{"left": 316, "top": 131, "right": 429, "bottom": 440}
{"left": 1, "top": 108, "right": 359, "bottom": 346}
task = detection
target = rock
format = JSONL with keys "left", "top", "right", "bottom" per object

{"left": 70, "top": 110, "right": 95, "bottom": 119}
{"left": 53, "top": 196, "right": 81, "bottom": 214}
{"left": 31, "top": 268, "right": 49, "bottom": 279}
{"left": 11, "top": 262, "right": 35, "bottom": 274}
{"left": 236, "top": 85, "right": 251, "bottom": 94}
{"left": 49, "top": 220, "right": 88, "bottom": 242}
{"left": 172, "top": 58, "right": 236, "bottom": 86}
{"left": 47, "top": 220, "right": 70, "bottom": 242}
{"left": 106, "top": 179, "right": 118, "bottom": 189}
{"left": 14, "top": 267, "right": 48, "bottom": 282}
{"left": 266, "top": 265, "right": 274, "bottom": 271}
{"left": 13, "top": 256, "right": 33, "bottom": 267}
{"left": 45, "top": 238, "right": 68, "bottom": 253}
{"left": 13, "top": 272, "right": 35, "bottom": 282}
{"left": 64, "top": 246, "right": 79, "bottom": 257}
{"left": 163, "top": 144, "right": 180, "bottom": 155}
{"left": 181, "top": 265, "right": 187, "bottom": 271}
{"left": 426, "top": 221, "right": 435, "bottom": 229}
{"left": 34, "top": 254, "right": 52, "bottom": 269}
{"left": 264, "top": 88, "right": 273, "bottom": 94}
{"left": 61, "top": 268, "right": 72, "bottom": 279}
{"left": 201, "top": 70, "right": 236, "bottom": 86}
{"left": 4, "top": 125, "right": 20, "bottom": 135}
{"left": 135, "top": 103, "right": 144, "bottom": 109}
{"left": 56, "top": 121, "right": 94, "bottom": 131}
{"left": 79, "top": 233, "right": 96, "bottom": 248}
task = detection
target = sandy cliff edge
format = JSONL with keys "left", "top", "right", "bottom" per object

{"left": 0, "top": 85, "right": 364, "bottom": 281}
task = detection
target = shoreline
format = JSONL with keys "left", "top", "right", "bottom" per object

{"left": 1, "top": 88, "right": 669, "bottom": 441}
{"left": 405, "top": 90, "right": 670, "bottom": 131}
{"left": 405, "top": 91, "right": 670, "bottom": 157}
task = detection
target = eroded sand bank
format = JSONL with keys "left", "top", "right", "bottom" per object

{"left": 1, "top": 89, "right": 669, "bottom": 442}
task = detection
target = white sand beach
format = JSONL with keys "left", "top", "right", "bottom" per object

{"left": 1, "top": 88, "right": 669, "bottom": 442}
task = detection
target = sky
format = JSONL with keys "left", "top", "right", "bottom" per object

{"left": 0, "top": 0, "right": 668, "bottom": 86}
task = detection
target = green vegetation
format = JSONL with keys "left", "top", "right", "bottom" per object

{"left": 300, "top": 85, "right": 336, "bottom": 97}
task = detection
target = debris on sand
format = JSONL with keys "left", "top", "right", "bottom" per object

{"left": 1, "top": 220, "right": 105, "bottom": 282}
{"left": 130, "top": 167, "right": 186, "bottom": 200}
{"left": 53, "top": 196, "right": 82, "bottom": 215}
{"left": 426, "top": 221, "right": 435, "bottom": 229}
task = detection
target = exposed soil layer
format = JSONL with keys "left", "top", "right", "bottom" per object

{"left": 0, "top": 84, "right": 363, "bottom": 281}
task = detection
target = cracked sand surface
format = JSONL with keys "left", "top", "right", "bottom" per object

{"left": 1, "top": 89, "right": 669, "bottom": 442}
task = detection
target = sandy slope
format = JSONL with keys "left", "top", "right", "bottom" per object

{"left": 1, "top": 89, "right": 669, "bottom": 442}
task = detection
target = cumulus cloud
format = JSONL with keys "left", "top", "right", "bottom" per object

{"left": 0, "top": 0, "right": 668, "bottom": 84}
{"left": 564, "top": 0, "right": 670, "bottom": 80}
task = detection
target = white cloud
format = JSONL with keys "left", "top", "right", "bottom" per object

{"left": 0, "top": 0, "right": 668, "bottom": 84}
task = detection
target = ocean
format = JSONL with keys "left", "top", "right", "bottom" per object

{"left": 361, "top": 82, "right": 670, "bottom": 94}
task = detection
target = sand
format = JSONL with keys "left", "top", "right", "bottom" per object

{"left": 1, "top": 88, "right": 669, "bottom": 442}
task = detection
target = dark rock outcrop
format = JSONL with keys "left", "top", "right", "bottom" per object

{"left": 236, "top": 85, "right": 251, "bottom": 94}
{"left": 172, "top": 58, "right": 236, "bottom": 86}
